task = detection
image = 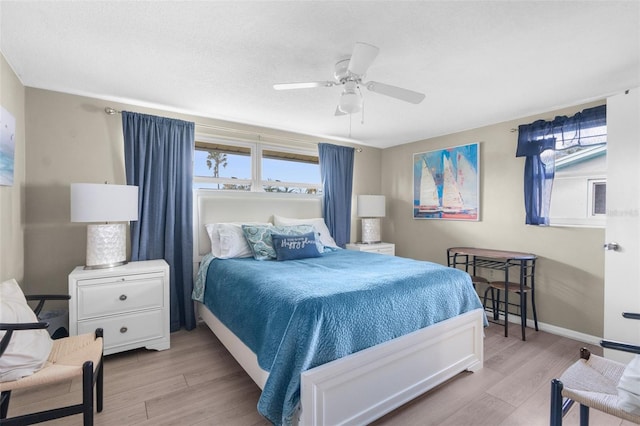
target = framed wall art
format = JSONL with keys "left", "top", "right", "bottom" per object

{"left": 0, "top": 106, "right": 16, "bottom": 187}
{"left": 413, "top": 142, "right": 479, "bottom": 220}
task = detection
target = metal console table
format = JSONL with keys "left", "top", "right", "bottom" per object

{"left": 447, "top": 247, "right": 538, "bottom": 340}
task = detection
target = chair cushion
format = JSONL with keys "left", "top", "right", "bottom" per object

{"left": 619, "top": 355, "right": 640, "bottom": 415}
{"left": 0, "top": 279, "right": 53, "bottom": 382}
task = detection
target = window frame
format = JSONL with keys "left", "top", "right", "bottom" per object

{"left": 193, "top": 138, "right": 255, "bottom": 191}
{"left": 193, "top": 136, "right": 322, "bottom": 194}
{"left": 549, "top": 149, "right": 606, "bottom": 228}
{"left": 588, "top": 178, "right": 607, "bottom": 217}
{"left": 258, "top": 144, "right": 321, "bottom": 194}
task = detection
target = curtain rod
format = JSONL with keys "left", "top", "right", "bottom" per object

{"left": 104, "top": 107, "right": 363, "bottom": 152}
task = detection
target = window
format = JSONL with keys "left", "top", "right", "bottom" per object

{"left": 549, "top": 132, "right": 607, "bottom": 227}
{"left": 261, "top": 148, "right": 320, "bottom": 194}
{"left": 194, "top": 139, "right": 321, "bottom": 194}
{"left": 194, "top": 141, "right": 252, "bottom": 190}
{"left": 590, "top": 179, "right": 606, "bottom": 216}
{"left": 517, "top": 104, "right": 607, "bottom": 226}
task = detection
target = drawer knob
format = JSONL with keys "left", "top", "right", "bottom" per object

{"left": 119, "top": 294, "right": 127, "bottom": 301}
{"left": 120, "top": 327, "right": 128, "bottom": 333}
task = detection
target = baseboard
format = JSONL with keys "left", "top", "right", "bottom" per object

{"left": 529, "top": 319, "right": 601, "bottom": 346}
{"left": 497, "top": 313, "right": 601, "bottom": 345}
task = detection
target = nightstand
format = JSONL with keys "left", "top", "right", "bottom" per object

{"left": 345, "top": 242, "right": 395, "bottom": 256}
{"left": 68, "top": 259, "right": 170, "bottom": 355}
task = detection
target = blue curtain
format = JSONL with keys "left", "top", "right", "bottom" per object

{"left": 318, "top": 143, "right": 355, "bottom": 248}
{"left": 122, "top": 111, "right": 196, "bottom": 331}
{"left": 516, "top": 105, "right": 606, "bottom": 225}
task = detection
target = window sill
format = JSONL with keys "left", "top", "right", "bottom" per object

{"left": 548, "top": 219, "right": 605, "bottom": 229}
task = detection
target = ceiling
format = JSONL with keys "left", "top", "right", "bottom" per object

{"left": 1, "top": 1, "right": 638, "bottom": 149}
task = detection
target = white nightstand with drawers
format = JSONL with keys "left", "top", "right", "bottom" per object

{"left": 345, "top": 242, "right": 395, "bottom": 256}
{"left": 68, "top": 259, "right": 170, "bottom": 355}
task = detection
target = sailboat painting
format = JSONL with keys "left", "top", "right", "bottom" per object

{"left": 413, "top": 143, "right": 479, "bottom": 220}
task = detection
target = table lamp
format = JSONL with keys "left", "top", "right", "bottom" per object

{"left": 357, "top": 195, "right": 386, "bottom": 244}
{"left": 71, "top": 183, "right": 139, "bottom": 269}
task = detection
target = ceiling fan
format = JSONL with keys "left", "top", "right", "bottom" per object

{"left": 273, "top": 42, "right": 426, "bottom": 116}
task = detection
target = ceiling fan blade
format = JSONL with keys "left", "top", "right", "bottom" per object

{"left": 347, "top": 42, "right": 379, "bottom": 76}
{"left": 365, "top": 81, "right": 425, "bottom": 104}
{"left": 273, "top": 81, "right": 335, "bottom": 90}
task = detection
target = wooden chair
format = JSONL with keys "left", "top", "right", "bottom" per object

{"left": 0, "top": 294, "right": 104, "bottom": 426}
{"left": 482, "top": 280, "right": 539, "bottom": 334}
{"left": 470, "top": 275, "right": 489, "bottom": 288}
{"left": 550, "top": 312, "right": 640, "bottom": 425}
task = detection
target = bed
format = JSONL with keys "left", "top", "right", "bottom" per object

{"left": 192, "top": 190, "right": 485, "bottom": 425}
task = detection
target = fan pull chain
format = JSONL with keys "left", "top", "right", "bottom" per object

{"left": 349, "top": 113, "right": 352, "bottom": 138}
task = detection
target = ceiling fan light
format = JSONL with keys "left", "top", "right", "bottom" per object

{"left": 338, "top": 91, "right": 362, "bottom": 114}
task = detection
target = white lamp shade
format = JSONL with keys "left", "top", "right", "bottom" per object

{"left": 71, "top": 183, "right": 138, "bottom": 269}
{"left": 357, "top": 195, "right": 386, "bottom": 218}
{"left": 71, "top": 183, "right": 138, "bottom": 223}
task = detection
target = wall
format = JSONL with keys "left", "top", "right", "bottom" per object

{"left": 23, "top": 88, "right": 380, "bottom": 296}
{"left": 381, "top": 100, "right": 606, "bottom": 338}
{"left": 0, "top": 53, "right": 25, "bottom": 285}
{"left": 351, "top": 146, "right": 382, "bottom": 241}
{"left": 16, "top": 83, "right": 616, "bottom": 337}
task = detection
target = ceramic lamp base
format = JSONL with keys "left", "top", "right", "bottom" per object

{"left": 361, "top": 218, "right": 381, "bottom": 244}
{"left": 85, "top": 223, "right": 128, "bottom": 269}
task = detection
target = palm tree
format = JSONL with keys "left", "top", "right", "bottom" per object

{"left": 206, "top": 151, "right": 228, "bottom": 178}
{"left": 206, "top": 151, "right": 228, "bottom": 189}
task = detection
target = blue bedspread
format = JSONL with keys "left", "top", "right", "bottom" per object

{"left": 199, "top": 249, "right": 483, "bottom": 425}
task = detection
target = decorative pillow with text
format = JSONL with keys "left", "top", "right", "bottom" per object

{"left": 272, "top": 232, "right": 322, "bottom": 261}
{"left": 241, "top": 224, "right": 318, "bottom": 260}
{"left": 273, "top": 215, "right": 338, "bottom": 249}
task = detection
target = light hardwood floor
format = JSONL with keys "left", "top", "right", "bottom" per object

{"left": 6, "top": 322, "right": 636, "bottom": 425}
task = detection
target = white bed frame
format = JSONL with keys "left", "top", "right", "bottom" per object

{"left": 193, "top": 190, "right": 484, "bottom": 425}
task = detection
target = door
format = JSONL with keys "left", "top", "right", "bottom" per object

{"left": 604, "top": 88, "right": 640, "bottom": 362}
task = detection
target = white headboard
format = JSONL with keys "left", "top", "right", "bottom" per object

{"left": 193, "top": 190, "right": 323, "bottom": 263}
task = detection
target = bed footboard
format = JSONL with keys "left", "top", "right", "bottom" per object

{"left": 299, "top": 308, "right": 484, "bottom": 425}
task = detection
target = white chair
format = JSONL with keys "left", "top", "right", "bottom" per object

{"left": 0, "top": 291, "right": 104, "bottom": 425}
{"left": 550, "top": 312, "right": 640, "bottom": 425}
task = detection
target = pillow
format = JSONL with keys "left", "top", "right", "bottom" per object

{"left": 241, "top": 224, "right": 276, "bottom": 260}
{"left": 241, "top": 224, "right": 318, "bottom": 260}
{"left": 273, "top": 215, "right": 339, "bottom": 249}
{"left": 618, "top": 355, "right": 640, "bottom": 414}
{"left": 272, "top": 232, "right": 322, "bottom": 261}
{"left": 205, "top": 223, "right": 265, "bottom": 259}
{"left": 204, "top": 223, "right": 223, "bottom": 257}
{"left": 274, "top": 224, "right": 324, "bottom": 254}
{"left": 217, "top": 223, "right": 255, "bottom": 259}
{"left": 0, "top": 279, "right": 53, "bottom": 382}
